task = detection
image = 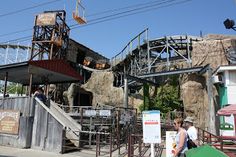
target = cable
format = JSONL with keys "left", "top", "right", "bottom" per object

{"left": 70, "top": 0, "right": 177, "bottom": 28}
{"left": 71, "top": 0, "right": 191, "bottom": 29}
{"left": 0, "top": 0, "right": 191, "bottom": 44}
{"left": 0, "top": 0, "right": 173, "bottom": 38}
{"left": 0, "top": 0, "right": 62, "bottom": 18}
{"left": 0, "top": 0, "right": 168, "bottom": 38}
{"left": 86, "top": 0, "right": 169, "bottom": 17}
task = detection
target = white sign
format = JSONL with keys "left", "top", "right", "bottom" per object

{"left": 84, "top": 110, "right": 96, "bottom": 116}
{"left": 166, "top": 131, "right": 177, "bottom": 157}
{"left": 99, "top": 110, "right": 111, "bottom": 117}
{"left": 142, "top": 110, "right": 161, "bottom": 143}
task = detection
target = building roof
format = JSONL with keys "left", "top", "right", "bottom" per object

{"left": 217, "top": 104, "right": 236, "bottom": 116}
{"left": 0, "top": 60, "right": 83, "bottom": 85}
{"left": 213, "top": 65, "right": 236, "bottom": 75}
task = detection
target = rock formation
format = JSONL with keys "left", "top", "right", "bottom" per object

{"left": 81, "top": 72, "right": 124, "bottom": 107}
{"left": 181, "top": 34, "right": 236, "bottom": 131}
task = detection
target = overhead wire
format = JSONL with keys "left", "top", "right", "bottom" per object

{"left": 0, "top": 0, "right": 169, "bottom": 38}
{"left": 71, "top": 0, "right": 191, "bottom": 30}
{"left": 0, "top": 0, "right": 63, "bottom": 18}
{"left": 70, "top": 0, "right": 176, "bottom": 28}
{"left": 0, "top": 0, "right": 191, "bottom": 44}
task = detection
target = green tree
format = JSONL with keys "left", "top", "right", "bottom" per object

{"left": 139, "top": 75, "right": 182, "bottom": 113}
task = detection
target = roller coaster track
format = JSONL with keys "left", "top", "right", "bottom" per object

{"left": 110, "top": 28, "right": 203, "bottom": 86}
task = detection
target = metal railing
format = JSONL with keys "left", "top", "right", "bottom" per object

{"left": 197, "top": 127, "right": 236, "bottom": 154}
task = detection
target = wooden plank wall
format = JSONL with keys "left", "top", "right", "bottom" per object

{"left": 31, "top": 100, "right": 64, "bottom": 153}
{"left": 0, "top": 96, "right": 35, "bottom": 148}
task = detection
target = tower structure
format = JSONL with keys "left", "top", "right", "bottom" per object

{"left": 30, "top": 10, "right": 70, "bottom": 60}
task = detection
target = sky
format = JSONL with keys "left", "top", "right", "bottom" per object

{"left": 0, "top": 0, "right": 235, "bottom": 59}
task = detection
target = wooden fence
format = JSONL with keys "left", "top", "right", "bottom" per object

{"left": 0, "top": 96, "right": 34, "bottom": 148}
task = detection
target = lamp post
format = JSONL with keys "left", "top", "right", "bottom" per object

{"left": 224, "top": 18, "right": 236, "bottom": 31}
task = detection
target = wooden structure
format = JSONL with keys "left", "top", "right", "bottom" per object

{"left": 0, "top": 97, "right": 34, "bottom": 148}
{"left": 31, "top": 10, "right": 70, "bottom": 60}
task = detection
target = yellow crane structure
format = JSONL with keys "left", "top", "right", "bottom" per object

{"left": 73, "top": 0, "right": 87, "bottom": 24}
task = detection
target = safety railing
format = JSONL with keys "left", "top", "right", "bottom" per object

{"left": 197, "top": 127, "right": 236, "bottom": 155}
{"left": 127, "top": 134, "right": 164, "bottom": 157}
{"left": 110, "top": 28, "right": 148, "bottom": 67}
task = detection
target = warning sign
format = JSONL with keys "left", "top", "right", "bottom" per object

{"left": 142, "top": 110, "right": 161, "bottom": 143}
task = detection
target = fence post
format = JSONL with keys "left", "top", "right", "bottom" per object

{"left": 138, "top": 136, "right": 142, "bottom": 156}
{"left": 209, "top": 134, "right": 212, "bottom": 144}
{"left": 220, "top": 136, "right": 223, "bottom": 151}
{"left": 128, "top": 135, "right": 131, "bottom": 157}
{"left": 110, "top": 133, "right": 113, "bottom": 157}
{"left": 202, "top": 129, "right": 205, "bottom": 144}
{"left": 96, "top": 133, "right": 98, "bottom": 157}
{"left": 130, "top": 134, "right": 134, "bottom": 157}
{"left": 61, "top": 128, "right": 66, "bottom": 154}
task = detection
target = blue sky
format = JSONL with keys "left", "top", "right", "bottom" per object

{"left": 0, "top": 0, "right": 235, "bottom": 59}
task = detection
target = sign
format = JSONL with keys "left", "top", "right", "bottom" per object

{"left": 166, "top": 131, "right": 177, "bottom": 157}
{"left": 0, "top": 110, "right": 20, "bottom": 135}
{"left": 84, "top": 110, "right": 96, "bottom": 117}
{"left": 142, "top": 110, "right": 161, "bottom": 143}
{"left": 36, "top": 13, "right": 56, "bottom": 26}
{"left": 99, "top": 110, "right": 111, "bottom": 117}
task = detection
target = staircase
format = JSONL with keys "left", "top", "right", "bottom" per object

{"left": 35, "top": 97, "right": 81, "bottom": 147}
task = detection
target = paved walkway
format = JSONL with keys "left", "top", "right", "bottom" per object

{"left": 0, "top": 145, "right": 166, "bottom": 157}
{"left": 0, "top": 146, "right": 93, "bottom": 157}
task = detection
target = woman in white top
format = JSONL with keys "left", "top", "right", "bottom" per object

{"left": 173, "top": 118, "right": 188, "bottom": 157}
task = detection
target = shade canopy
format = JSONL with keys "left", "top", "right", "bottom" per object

{"left": 217, "top": 104, "right": 236, "bottom": 116}
{"left": 0, "top": 60, "right": 83, "bottom": 85}
{"left": 185, "top": 145, "right": 228, "bottom": 157}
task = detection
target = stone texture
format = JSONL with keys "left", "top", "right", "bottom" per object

{"left": 180, "top": 74, "right": 208, "bottom": 129}
{"left": 191, "top": 37, "right": 231, "bottom": 69}
{"left": 181, "top": 35, "right": 236, "bottom": 130}
{"left": 81, "top": 72, "right": 124, "bottom": 107}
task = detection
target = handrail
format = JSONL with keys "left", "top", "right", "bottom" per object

{"left": 197, "top": 127, "right": 236, "bottom": 152}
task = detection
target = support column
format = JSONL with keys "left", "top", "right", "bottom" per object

{"left": 123, "top": 74, "right": 128, "bottom": 108}
{"left": 28, "top": 74, "right": 33, "bottom": 97}
{"left": 3, "top": 72, "right": 8, "bottom": 97}
{"left": 207, "top": 68, "right": 216, "bottom": 134}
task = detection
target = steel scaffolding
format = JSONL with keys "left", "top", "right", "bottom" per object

{"left": 30, "top": 10, "right": 70, "bottom": 60}
{"left": 111, "top": 29, "right": 202, "bottom": 86}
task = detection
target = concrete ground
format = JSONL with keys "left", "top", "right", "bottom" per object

{"left": 0, "top": 145, "right": 166, "bottom": 157}
{"left": 0, "top": 146, "right": 93, "bottom": 157}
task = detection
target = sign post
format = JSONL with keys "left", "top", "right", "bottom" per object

{"left": 142, "top": 110, "right": 161, "bottom": 157}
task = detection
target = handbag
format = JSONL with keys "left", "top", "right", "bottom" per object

{"left": 187, "top": 134, "right": 197, "bottom": 149}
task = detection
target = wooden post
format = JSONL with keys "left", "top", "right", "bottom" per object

{"left": 207, "top": 68, "right": 216, "bottom": 134}
{"left": 28, "top": 73, "right": 33, "bottom": 96}
{"left": 21, "top": 85, "right": 24, "bottom": 96}
{"left": 3, "top": 72, "right": 8, "bottom": 97}
{"left": 124, "top": 75, "right": 128, "bottom": 108}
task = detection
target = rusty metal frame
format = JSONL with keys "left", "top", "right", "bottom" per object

{"left": 30, "top": 10, "right": 70, "bottom": 60}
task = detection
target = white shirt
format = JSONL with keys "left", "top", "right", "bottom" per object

{"left": 187, "top": 126, "right": 197, "bottom": 140}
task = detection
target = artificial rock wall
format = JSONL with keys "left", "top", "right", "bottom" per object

{"left": 181, "top": 34, "right": 236, "bottom": 130}
{"left": 81, "top": 72, "right": 124, "bottom": 107}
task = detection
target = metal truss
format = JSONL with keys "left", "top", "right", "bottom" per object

{"left": 111, "top": 29, "right": 202, "bottom": 86}
{"left": 0, "top": 43, "right": 31, "bottom": 65}
{"left": 30, "top": 10, "right": 70, "bottom": 60}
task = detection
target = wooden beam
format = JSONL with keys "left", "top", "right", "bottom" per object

{"left": 28, "top": 74, "right": 33, "bottom": 96}
{"left": 3, "top": 72, "right": 8, "bottom": 97}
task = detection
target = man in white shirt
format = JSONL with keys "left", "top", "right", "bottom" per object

{"left": 184, "top": 116, "right": 198, "bottom": 146}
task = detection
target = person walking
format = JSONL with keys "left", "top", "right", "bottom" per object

{"left": 184, "top": 116, "right": 198, "bottom": 147}
{"left": 173, "top": 117, "right": 188, "bottom": 157}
